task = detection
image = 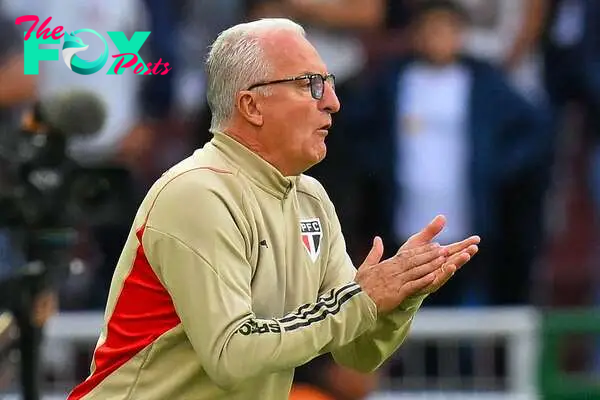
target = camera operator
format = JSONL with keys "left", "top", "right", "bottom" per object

{"left": 0, "top": 3, "right": 141, "bottom": 398}
{"left": 0, "top": 82, "right": 141, "bottom": 400}
{"left": 0, "top": 0, "right": 39, "bottom": 348}
{"left": 0, "top": 7, "right": 53, "bottom": 400}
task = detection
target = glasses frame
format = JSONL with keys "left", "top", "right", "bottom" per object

{"left": 247, "top": 73, "right": 335, "bottom": 100}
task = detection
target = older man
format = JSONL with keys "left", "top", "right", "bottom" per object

{"left": 67, "top": 18, "right": 479, "bottom": 400}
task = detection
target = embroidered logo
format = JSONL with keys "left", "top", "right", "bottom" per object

{"left": 300, "top": 218, "right": 322, "bottom": 262}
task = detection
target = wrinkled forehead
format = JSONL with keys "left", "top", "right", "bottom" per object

{"left": 261, "top": 31, "right": 328, "bottom": 77}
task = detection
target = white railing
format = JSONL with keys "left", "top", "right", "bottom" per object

{"left": 398, "top": 306, "right": 540, "bottom": 398}
{"left": 37, "top": 307, "right": 541, "bottom": 399}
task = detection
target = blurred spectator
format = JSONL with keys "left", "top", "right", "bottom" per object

{"left": 137, "top": 0, "right": 177, "bottom": 121}
{"left": 141, "top": 0, "right": 247, "bottom": 184}
{"left": 0, "top": 13, "right": 36, "bottom": 113}
{"left": 537, "top": 0, "right": 600, "bottom": 307}
{"left": 38, "top": 0, "right": 150, "bottom": 167}
{"left": 174, "top": 0, "right": 245, "bottom": 117}
{"left": 246, "top": 0, "right": 383, "bottom": 85}
{"left": 347, "top": 0, "right": 550, "bottom": 306}
{"left": 0, "top": 8, "right": 36, "bottom": 283}
{"left": 180, "top": 0, "right": 247, "bottom": 150}
{"left": 453, "top": 0, "right": 552, "bottom": 306}
{"left": 289, "top": 354, "right": 380, "bottom": 400}
{"left": 0, "top": 4, "right": 37, "bottom": 151}
{"left": 541, "top": 0, "right": 600, "bottom": 215}
{"left": 361, "top": 0, "right": 415, "bottom": 67}
{"left": 366, "top": 0, "right": 548, "bottom": 100}
{"left": 456, "top": 0, "right": 547, "bottom": 103}
{"left": 245, "top": 0, "right": 384, "bottom": 260}
{"left": 6, "top": 0, "right": 152, "bottom": 309}
{"left": 4, "top": 0, "right": 154, "bottom": 167}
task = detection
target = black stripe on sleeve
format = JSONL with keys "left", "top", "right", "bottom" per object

{"left": 279, "top": 283, "right": 357, "bottom": 324}
{"left": 278, "top": 283, "right": 363, "bottom": 331}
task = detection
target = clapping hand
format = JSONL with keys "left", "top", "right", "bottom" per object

{"left": 398, "top": 215, "right": 480, "bottom": 295}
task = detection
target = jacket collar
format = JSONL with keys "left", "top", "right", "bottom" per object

{"left": 210, "top": 130, "right": 298, "bottom": 200}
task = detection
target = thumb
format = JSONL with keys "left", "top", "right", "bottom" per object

{"left": 362, "top": 236, "right": 384, "bottom": 267}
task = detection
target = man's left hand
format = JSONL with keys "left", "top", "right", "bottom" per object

{"left": 398, "top": 215, "right": 480, "bottom": 295}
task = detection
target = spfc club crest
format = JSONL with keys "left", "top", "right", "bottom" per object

{"left": 300, "top": 218, "right": 322, "bottom": 262}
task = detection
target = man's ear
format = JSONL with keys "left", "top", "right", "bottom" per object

{"left": 236, "top": 91, "right": 264, "bottom": 127}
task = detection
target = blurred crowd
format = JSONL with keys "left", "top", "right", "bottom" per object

{"left": 0, "top": 0, "right": 598, "bottom": 369}
{"left": 1, "top": 0, "right": 599, "bottom": 311}
{"left": 1, "top": 0, "right": 599, "bottom": 398}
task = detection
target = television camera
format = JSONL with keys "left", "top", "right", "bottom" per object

{"left": 0, "top": 89, "right": 136, "bottom": 400}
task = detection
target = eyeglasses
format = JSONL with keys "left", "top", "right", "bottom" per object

{"left": 247, "top": 73, "right": 336, "bottom": 100}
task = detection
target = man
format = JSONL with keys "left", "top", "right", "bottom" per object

{"left": 67, "top": 18, "right": 479, "bottom": 400}
{"left": 344, "top": 1, "right": 549, "bottom": 306}
{"left": 246, "top": 0, "right": 385, "bottom": 260}
{"left": 0, "top": 4, "right": 36, "bottom": 284}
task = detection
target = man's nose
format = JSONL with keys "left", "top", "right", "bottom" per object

{"left": 319, "top": 82, "right": 340, "bottom": 114}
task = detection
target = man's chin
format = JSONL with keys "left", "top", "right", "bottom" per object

{"left": 315, "top": 143, "right": 327, "bottom": 162}
{"left": 302, "top": 148, "right": 327, "bottom": 172}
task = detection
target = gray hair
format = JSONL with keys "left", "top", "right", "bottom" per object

{"left": 205, "top": 18, "right": 306, "bottom": 130}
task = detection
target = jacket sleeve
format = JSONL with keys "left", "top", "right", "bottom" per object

{"left": 315, "top": 180, "right": 425, "bottom": 373}
{"left": 141, "top": 173, "right": 378, "bottom": 390}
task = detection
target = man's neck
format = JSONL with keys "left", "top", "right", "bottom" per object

{"left": 220, "top": 127, "right": 296, "bottom": 176}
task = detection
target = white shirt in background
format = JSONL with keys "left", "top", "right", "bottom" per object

{"left": 395, "top": 63, "right": 472, "bottom": 243}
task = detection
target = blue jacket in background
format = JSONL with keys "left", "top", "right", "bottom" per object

{"left": 346, "top": 55, "right": 552, "bottom": 251}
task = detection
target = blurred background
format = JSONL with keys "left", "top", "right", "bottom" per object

{"left": 0, "top": 0, "right": 599, "bottom": 398}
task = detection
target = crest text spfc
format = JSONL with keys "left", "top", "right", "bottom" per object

{"left": 300, "top": 218, "right": 322, "bottom": 262}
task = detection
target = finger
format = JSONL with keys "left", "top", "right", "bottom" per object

{"left": 465, "top": 244, "right": 479, "bottom": 257}
{"left": 362, "top": 236, "right": 384, "bottom": 268}
{"left": 398, "top": 245, "right": 449, "bottom": 269}
{"left": 447, "top": 253, "right": 470, "bottom": 271}
{"left": 445, "top": 245, "right": 478, "bottom": 272}
{"left": 397, "top": 242, "right": 444, "bottom": 259}
{"left": 453, "top": 245, "right": 479, "bottom": 267}
{"left": 443, "top": 236, "right": 481, "bottom": 255}
{"left": 435, "top": 263, "right": 457, "bottom": 287}
{"left": 411, "top": 215, "right": 447, "bottom": 244}
{"left": 403, "top": 255, "right": 447, "bottom": 281}
{"left": 398, "top": 215, "right": 447, "bottom": 252}
{"left": 423, "top": 263, "right": 458, "bottom": 293}
{"left": 401, "top": 270, "right": 437, "bottom": 296}
{"left": 446, "top": 245, "right": 476, "bottom": 266}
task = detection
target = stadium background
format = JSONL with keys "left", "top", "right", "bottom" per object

{"left": 1, "top": 0, "right": 599, "bottom": 398}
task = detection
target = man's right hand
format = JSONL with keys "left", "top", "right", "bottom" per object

{"left": 354, "top": 237, "right": 448, "bottom": 314}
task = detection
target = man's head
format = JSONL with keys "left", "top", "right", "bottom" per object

{"left": 411, "top": 0, "right": 469, "bottom": 65}
{"left": 205, "top": 18, "right": 340, "bottom": 176}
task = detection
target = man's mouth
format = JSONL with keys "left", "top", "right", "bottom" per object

{"left": 317, "top": 122, "right": 332, "bottom": 132}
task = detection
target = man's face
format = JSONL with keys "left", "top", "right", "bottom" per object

{"left": 415, "top": 11, "right": 464, "bottom": 64}
{"left": 254, "top": 32, "right": 340, "bottom": 175}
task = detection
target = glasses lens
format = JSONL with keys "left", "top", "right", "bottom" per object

{"left": 326, "top": 74, "right": 335, "bottom": 91}
{"left": 310, "top": 75, "right": 324, "bottom": 99}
